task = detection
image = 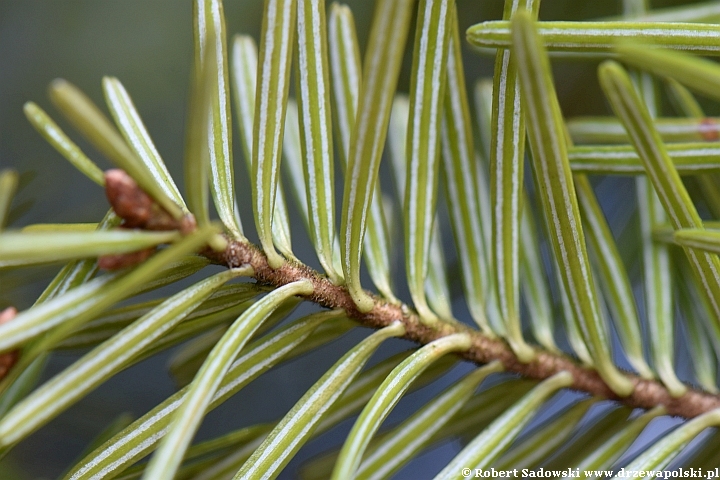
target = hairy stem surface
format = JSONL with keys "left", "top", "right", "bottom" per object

{"left": 204, "top": 237, "right": 719, "bottom": 419}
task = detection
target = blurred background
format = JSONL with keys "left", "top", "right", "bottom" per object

{"left": 0, "top": 0, "right": 708, "bottom": 478}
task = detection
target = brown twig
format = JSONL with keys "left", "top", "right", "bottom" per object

{"left": 202, "top": 238, "right": 720, "bottom": 419}
{"left": 104, "top": 169, "right": 720, "bottom": 419}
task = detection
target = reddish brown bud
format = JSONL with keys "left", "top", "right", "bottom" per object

{"left": 105, "top": 169, "right": 153, "bottom": 228}
{"left": 0, "top": 307, "right": 17, "bottom": 325}
{"left": 0, "top": 307, "right": 19, "bottom": 380}
{"left": 699, "top": 118, "right": 720, "bottom": 142}
{"left": 98, "top": 247, "right": 156, "bottom": 271}
{"left": 179, "top": 214, "right": 197, "bottom": 235}
{"left": 104, "top": 169, "right": 197, "bottom": 235}
{"left": 144, "top": 204, "right": 181, "bottom": 231}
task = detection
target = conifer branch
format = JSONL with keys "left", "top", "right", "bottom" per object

{"left": 203, "top": 235, "right": 720, "bottom": 420}
{"left": 98, "top": 168, "right": 720, "bottom": 420}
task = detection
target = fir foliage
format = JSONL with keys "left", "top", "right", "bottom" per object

{"left": 3, "top": 0, "right": 720, "bottom": 478}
